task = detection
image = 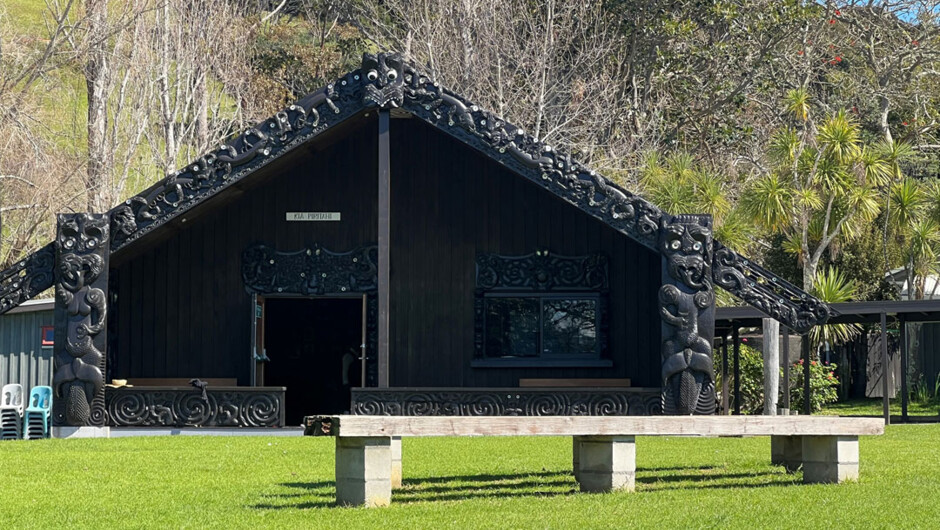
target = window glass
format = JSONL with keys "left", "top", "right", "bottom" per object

{"left": 484, "top": 297, "right": 539, "bottom": 357}
{"left": 542, "top": 298, "right": 597, "bottom": 355}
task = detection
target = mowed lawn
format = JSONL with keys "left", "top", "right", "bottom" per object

{"left": 1, "top": 425, "right": 938, "bottom": 528}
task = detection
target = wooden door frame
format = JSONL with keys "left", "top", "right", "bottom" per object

{"left": 251, "top": 293, "right": 369, "bottom": 387}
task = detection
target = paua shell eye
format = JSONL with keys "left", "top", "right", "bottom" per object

{"left": 670, "top": 240, "right": 680, "bottom": 250}
{"left": 693, "top": 242, "right": 702, "bottom": 251}
{"left": 387, "top": 70, "right": 397, "bottom": 80}
{"left": 367, "top": 70, "right": 378, "bottom": 81}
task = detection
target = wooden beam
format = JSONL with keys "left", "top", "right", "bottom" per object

{"left": 880, "top": 312, "right": 890, "bottom": 425}
{"left": 732, "top": 326, "right": 740, "bottom": 415}
{"left": 721, "top": 336, "right": 729, "bottom": 415}
{"left": 377, "top": 109, "right": 390, "bottom": 388}
{"left": 802, "top": 336, "right": 811, "bottom": 416}
{"left": 305, "top": 415, "right": 885, "bottom": 438}
{"left": 781, "top": 326, "right": 790, "bottom": 412}
{"left": 900, "top": 315, "right": 908, "bottom": 423}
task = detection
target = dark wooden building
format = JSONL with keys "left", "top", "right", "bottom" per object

{"left": 0, "top": 53, "right": 830, "bottom": 430}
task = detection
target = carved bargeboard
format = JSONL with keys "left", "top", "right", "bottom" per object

{"left": 53, "top": 214, "right": 110, "bottom": 426}
{"left": 659, "top": 214, "right": 716, "bottom": 415}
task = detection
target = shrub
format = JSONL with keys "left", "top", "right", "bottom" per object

{"left": 715, "top": 343, "right": 839, "bottom": 414}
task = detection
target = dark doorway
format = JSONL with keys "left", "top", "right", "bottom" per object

{"left": 263, "top": 297, "right": 363, "bottom": 425}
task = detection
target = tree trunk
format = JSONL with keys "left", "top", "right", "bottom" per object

{"left": 802, "top": 256, "right": 818, "bottom": 292}
{"left": 85, "top": 0, "right": 110, "bottom": 211}
{"left": 195, "top": 65, "right": 208, "bottom": 153}
{"left": 878, "top": 93, "right": 893, "bottom": 144}
{"left": 762, "top": 318, "right": 779, "bottom": 415}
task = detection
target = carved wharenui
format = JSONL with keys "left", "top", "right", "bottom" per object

{"left": 52, "top": 214, "right": 110, "bottom": 426}
{"left": 0, "top": 52, "right": 831, "bottom": 334}
{"left": 659, "top": 214, "right": 716, "bottom": 415}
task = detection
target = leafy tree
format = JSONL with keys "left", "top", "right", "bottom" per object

{"left": 741, "top": 89, "right": 887, "bottom": 290}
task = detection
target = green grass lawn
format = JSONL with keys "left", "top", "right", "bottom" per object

{"left": 823, "top": 398, "right": 940, "bottom": 417}
{"left": 1, "top": 426, "right": 939, "bottom": 528}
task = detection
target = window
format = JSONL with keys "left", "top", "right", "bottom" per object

{"left": 473, "top": 251, "right": 610, "bottom": 368}
{"left": 484, "top": 294, "right": 598, "bottom": 359}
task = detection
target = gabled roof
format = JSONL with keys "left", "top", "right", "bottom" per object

{"left": 0, "top": 52, "right": 830, "bottom": 332}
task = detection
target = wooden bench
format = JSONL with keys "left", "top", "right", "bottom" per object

{"left": 303, "top": 415, "right": 884, "bottom": 507}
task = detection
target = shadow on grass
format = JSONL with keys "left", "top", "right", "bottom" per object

{"left": 250, "top": 466, "right": 798, "bottom": 510}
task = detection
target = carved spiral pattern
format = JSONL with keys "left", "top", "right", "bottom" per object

{"left": 107, "top": 392, "right": 150, "bottom": 426}
{"left": 104, "top": 388, "right": 285, "bottom": 427}
{"left": 240, "top": 393, "right": 281, "bottom": 427}
{"left": 174, "top": 393, "right": 215, "bottom": 425}
{"left": 402, "top": 396, "right": 438, "bottom": 416}
{"left": 351, "top": 389, "right": 660, "bottom": 416}
{"left": 525, "top": 393, "right": 570, "bottom": 416}
{"left": 589, "top": 394, "right": 631, "bottom": 416}
{"left": 466, "top": 394, "right": 502, "bottom": 416}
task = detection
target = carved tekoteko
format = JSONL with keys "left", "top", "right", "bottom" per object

{"left": 659, "top": 214, "right": 716, "bottom": 415}
{"left": 53, "top": 214, "right": 110, "bottom": 426}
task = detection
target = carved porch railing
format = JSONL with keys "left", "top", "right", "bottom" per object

{"left": 351, "top": 387, "right": 662, "bottom": 416}
{"left": 105, "top": 386, "right": 286, "bottom": 428}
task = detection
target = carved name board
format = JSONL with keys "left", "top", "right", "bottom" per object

{"left": 286, "top": 212, "right": 341, "bottom": 221}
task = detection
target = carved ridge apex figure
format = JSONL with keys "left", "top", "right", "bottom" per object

{"left": 361, "top": 52, "right": 405, "bottom": 109}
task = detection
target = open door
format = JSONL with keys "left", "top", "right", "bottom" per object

{"left": 260, "top": 296, "right": 365, "bottom": 424}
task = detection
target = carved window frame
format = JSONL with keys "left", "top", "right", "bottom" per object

{"left": 472, "top": 251, "right": 611, "bottom": 368}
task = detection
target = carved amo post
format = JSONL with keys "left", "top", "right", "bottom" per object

{"left": 659, "top": 214, "right": 717, "bottom": 415}
{"left": 53, "top": 213, "right": 110, "bottom": 427}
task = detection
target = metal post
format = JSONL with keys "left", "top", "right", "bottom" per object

{"left": 802, "top": 337, "right": 811, "bottom": 416}
{"left": 781, "top": 326, "right": 790, "bottom": 413}
{"left": 900, "top": 315, "right": 908, "bottom": 423}
{"left": 881, "top": 312, "right": 890, "bottom": 425}
{"left": 377, "top": 109, "right": 390, "bottom": 388}
{"left": 732, "top": 326, "right": 740, "bottom": 415}
{"left": 721, "top": 335, "right": 729, "bottom": 415}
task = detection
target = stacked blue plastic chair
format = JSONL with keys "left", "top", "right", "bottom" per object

{"left": 1, "top": 383, "right": 24, "bottom": 440}
{"left": 23, "top": 386, "right": 51, "bottom": 440}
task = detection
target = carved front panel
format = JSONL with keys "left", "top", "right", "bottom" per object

{"left": 659, "top": 214, "right": 716, "bottom": 415}
{"left": 105, "top": 387, "right": 285, "bottom": 427}
{"left": 352, "top": 388, "right": 662, "bottom": 416}
{"left": 53, "top": 214, "right": 110, "bottom": 426}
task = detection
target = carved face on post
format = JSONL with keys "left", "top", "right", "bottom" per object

{"left": 361, "top": 53, "right": 405, "bottom": 108}
{"left": 57, "top": 215, "right": 109, "bottom": 255}
{"left": 661, "top": 216, "right": 712, "bottom": 289}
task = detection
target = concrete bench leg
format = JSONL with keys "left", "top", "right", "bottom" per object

{"left": 572, "top": 436, "right": 583, "bottom": 482}
{"left": 577, "top": 435, "right": 636, "bottom": 493}
{"left": 771, "top": 435, "right": 803, "bottom": 472}
{"left": 391, "top": 436, "right": 402, "bottom": 489}
{"left": 801, "top": 435, "right": 859, "bottom": 484}
{"left": 335, "top": 437, "right": 392, "bottom": 507}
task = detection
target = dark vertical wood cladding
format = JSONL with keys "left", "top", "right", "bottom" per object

{"left": 110, "top": 116, "right": 660, "bottom": 389}
{"left": 111, "top": 119, "right": 379, "bottom": 384}
{"left": 388, "top": 118, "right": 661, "bottom": 388}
